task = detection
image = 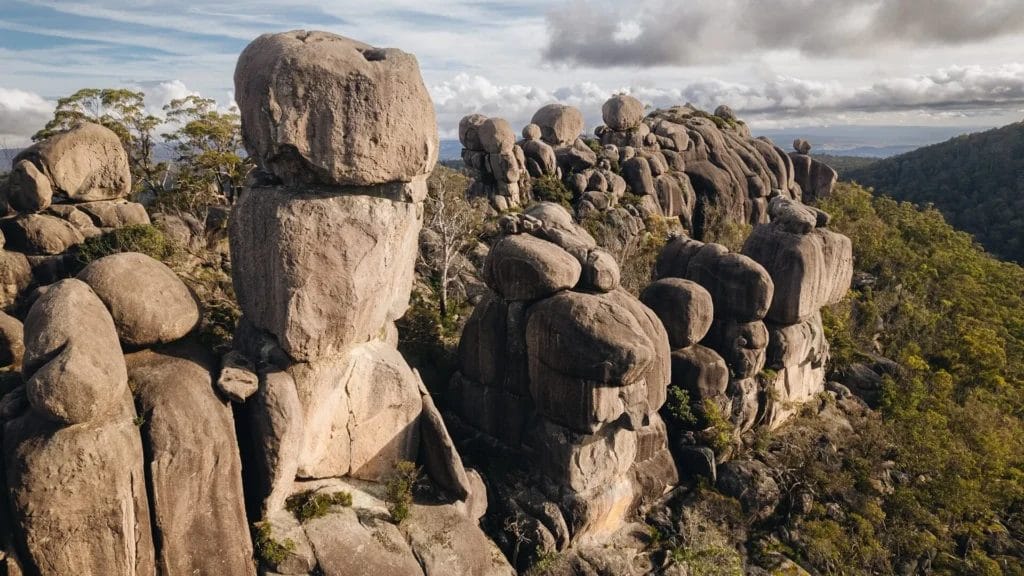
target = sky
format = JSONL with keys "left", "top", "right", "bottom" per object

{"left": 2, "top": 0, "right": 1024, "bottom": 148}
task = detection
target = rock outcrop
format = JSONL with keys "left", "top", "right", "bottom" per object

{"left": 451, "top": 203, "right": 677, "bottom": 566}
{"left": 788, "top": 139, "right": 838, "bottom": 203}
{"left": 0, "top": 121, "right": 151, "bottom": 291}
{"left": 459, "top": 114, "right": 530, "bottom": 210}
{"left": 458, "top": 96, "right": 825, "bottom": 247}
{"left": 231, "top": 30, "right": 512, "bottom": 576}
{"left": 0, "top": 165, "right": 254, "bottom": 574}
{"left": 643, "top": 194, "right": 853, "bottom": 464}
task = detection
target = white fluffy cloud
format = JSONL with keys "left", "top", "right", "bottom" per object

{"left": 0, "top": 87, "right": 55, "bottom": 146}
{"left": 430, "top": 64, "right": 1024, "bottom": 137}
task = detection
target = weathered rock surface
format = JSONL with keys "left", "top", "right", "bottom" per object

{"left": 77, "top": 252, "right": 200, "bottom": 347}
{"left": 602, "top": 95, "right": 645, "bottom": 131}
{"left": 717, "top": 460, "right": 780, "bottom": 521}
{"left": 531, "top": 104, "right": 584, "bottom": 146}
{"left": 641, "top": 278, "right": 714, "bottom": 349}
{"left": 4, "top": 395, "right": 156, "bottom": 576}
{"left": 0, "top": 214, "right": 84, "bottom": 256}
{"left": 292, "top": 342, "right": 422, "bottom": 481}
{"left": 7, "top": 159, "right": 53, "bottom": 213}
{"left": 235, "top": 30, "right": 438, "bottom": 186}
{"left": 230, "top": 186, "right": 421, "bottom": 361}
{"left": 12, "top": 122, "right": 131, "bottom": 202}
{"left": 655, "top": 236, "right": 774, "bottom": 322}
{"left": 486, "top": 234, "right": 581, "bottom": 301}
{"left": 743, "top": 204, "right": 853, "bottom": 325}
{"left": 0, "top": 252, "right": 30, "bottom": 311}
{"left": 126, "top": 344, "right": 255, "bottom": 576}
{"left": 0, "top": 312, "right": 24, "bottom": 370}
{"left": 22, "top": 279, "right": 126, "bottom": 425}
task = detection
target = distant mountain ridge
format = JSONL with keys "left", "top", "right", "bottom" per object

{"left": 846, "top": 121, "right": 1024, "bottom": 263}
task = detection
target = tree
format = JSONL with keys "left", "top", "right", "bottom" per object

{"left": 159, "top": 95, "right": 250, "bottom": 215}
{"left": 421, "top": 166, "right": 483, "bottom": 319}
{"left": 33, "top": 88, "right": 165, "bottom": 194}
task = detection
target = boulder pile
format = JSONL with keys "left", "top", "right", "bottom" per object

{"left": 1, "top": 250, "right": 256, "bottom": 576}
{"left": 3, "top": 123, "right": 150, "bottom": 284}
{"left": 458, "top": 96, "right": 838, "bottom": 243}
{"left": 640, "top": 194, "right": 853, "bottom": 471}
{"left": 451, "top": 202, "right": 677, "bottom": 566}
{"left": 742, "top": 196, "right": 853, "bottom": 426}
{"left": 231, "top": 30, "right": 511, "bottom": 576}
{"left": 459, "top": 115, "right": 530, "bottom": 210}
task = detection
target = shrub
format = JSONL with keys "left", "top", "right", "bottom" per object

{"left": 531, "top": 174, "right": 573, "bottom": 209}
{"left": 385, "top": 460, "right": 420, "bottom": 524}
{"left": 253, "top": 521, "right": 296, "bottom": 566}
{"left": 665, "top": 386, "right": 698, "bottom": 428}
{"left": 76, "top": 224, "right": 175, "bottom": 265}
{"left": 285, "top": 490, "right": 353, "bottom": 523}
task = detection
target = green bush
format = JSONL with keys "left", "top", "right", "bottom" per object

{"left": 76, "top": 224, "right": 175, "bottom": 265}
{"left": 253, "top": 521, "right": 296, "bottom": 566}
{"left": 531, "top": 174, "right": 573, "bottom": 209}
{"left": 285, "top": 490, "right": 352, "bottom": 523}
{"left": 385, "top": 460, "right": 420, "bottom": 524}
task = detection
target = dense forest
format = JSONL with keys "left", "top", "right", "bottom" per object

{"left": 774, "top": 182, "right": 1024, "bottom": 574}
{"left": 846, "top": 122, "right": 1024, "bottom": 263}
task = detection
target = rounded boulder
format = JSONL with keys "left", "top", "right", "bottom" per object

{"left": 13, "top": 123, "right": 131, "bottom": 202}
{"left": 531, "top": 104, "right": 584, "bottom": 146}
{"left": 458, "top": 114, "right": 488, "bottom": 151}
{"left": 22, "top": 279, "right": 127, "bottom": 425}
{"left": 602, "top": 95, "right": 645, "bottom": 131}
{"left": 485, "top": 234, "right": 581, "bottom": 301}
{"left": 640, "top": 278, "right": 714, "bottom": 349}
{"left": 77, "top": 252, "right": 199, "bottom": 347}
{"left": 478, "top": 118, "right": 515, "bottom": 154}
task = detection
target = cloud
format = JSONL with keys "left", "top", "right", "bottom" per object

{"left": 0, "top": 87, "right": 54, "bottom": 146}
{"left": 430, "top": 64, "right": 1024, "bottom": 135}
{"left": 543, "top": 0, "right": 1024, "bottom": 67}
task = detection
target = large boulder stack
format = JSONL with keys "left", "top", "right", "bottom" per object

{"left": 458, "top": 97, "right": 826, "bottom": 265}
{"left": 4, "top": 279, "right": 156, "bottom": 575}
{"left": 788, "top": 139, "right": 838, "bottom": 203}
{"left": 643, "top": 193, "right": 854, "bottom": 465}
{"left": 459, "top": 115, "right": 529, "bottom": 210}
{"left": 232, "top": 30, "right": 511, "bottom": 576}
{"left": 650, "top": 236, "right": 775, "bottom": 449}
{"left": 1, "top": 122, "right": 150, "bottom": 287}
{"left": 742, "top": 196, "right": 853, "bottom": 426}
{"left": 0, "top": 253, "right": 257, "bottom": 576}
{"left": 451, "top": 202, "right": 677, "bottom": 563}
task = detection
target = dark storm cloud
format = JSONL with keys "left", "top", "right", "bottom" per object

{"left": 543, "top": 0, "right": 1024, "bottom": 67}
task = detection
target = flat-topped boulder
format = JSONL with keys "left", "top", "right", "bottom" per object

{"left": 235, "top": 30, "right": 438, "bottom": 186}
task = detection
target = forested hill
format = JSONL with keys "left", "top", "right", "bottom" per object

{"left": 846, "top": 121, "right": 1024, "bottom": 263}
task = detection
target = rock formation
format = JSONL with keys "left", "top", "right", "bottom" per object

{"left": 450, "top": 202, "right": 678, "bottom": 567}
{"left": 231, "top": 30, "right": 512, "bottom": 576}
{"left": 641, "top": 194, "right": 853, "bottom": 469}
{"left": 459, "top": 114, "right": 530, "bottom": 210}
{"left": 458, "top": 96, "right": 829, "bottom": 244}
{"left": 0, "top": 122, "right": 150, "bottom": 290}
{"left": 0, "top": 116, "right": 256, "bottom": 575}
{"left": 788, "top": 139, "right": 838, "bottom": 203}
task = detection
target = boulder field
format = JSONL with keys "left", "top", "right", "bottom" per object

{"left": 0, "top": 28, "right": 852, "bottom": 576}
